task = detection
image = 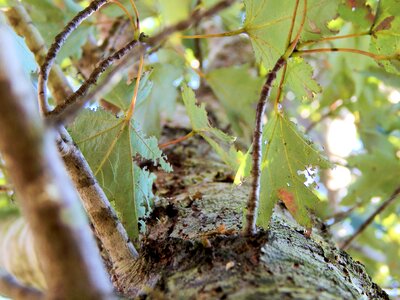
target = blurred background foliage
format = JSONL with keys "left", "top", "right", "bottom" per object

{"left": 0, "top": 0, "right": 399, "bottom": 297}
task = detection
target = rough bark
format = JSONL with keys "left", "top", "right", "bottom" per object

{"left": 0, "top": 27, "right": 114, "bottom": 299}
{"left": 123, "top": 129, "right": 389, "bottom": 299}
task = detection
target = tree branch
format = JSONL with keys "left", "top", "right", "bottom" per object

{"left": 341, "top": 186, "right": 400, "bottom": 250}
{"left": 46, "top": 39, "right": 138, "bottom": 124}
{"left": 0, "top": 26, "right": 114, "bottom": 299}
{"left": 38, "top": 0, "right": 109, "bottom": 114}
{"left": 0, "top": 270, "right": 43, "bottom": 300}
{"left": 244, "top": 56, "right": 287, "bottom": 235}
{"left": 44, "top": 0, "right": 235, "bottom": 125}
{"left": 5, "top": 4, "right": 139, "bottom": 283}
{"left": 244, "top": 0, "right": 307, "bottom": 235}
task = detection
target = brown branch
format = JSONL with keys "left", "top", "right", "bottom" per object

{"left": 244, "top": 56, "right": 287, "bottom": 235}
{"left": 159, "top": 131, "right": 195, "bottom": 149}
{"left": 0, "top": 185, "right": 12, "bottom": 193}
{"left": 46, "top": 39, "right": 138, "bottom": 124}
{"left": 0, "top": 27, "right": 114, "bottom": 299}
{"left": 38, "top": 0, "right": 109, "bottom": 114}
{"left": 294, "top": 47, "right": 393, "bottom": 60}
{"left": 0, "top": 270, "right": 43, "bottom": 300}
{"left": 298, "top": 31, "right": 370, "bottom": 48}
{"left": 244, "top": 0, "right": 307, "bottom": 235}
{"left": 341, "top": 186, "right": 400, "bottom": 250}
{"left": 44, "top": 0, "right": 235, "bottom": 125}
{"left": 6, "top": 4, "right": 139, "bottom": 283}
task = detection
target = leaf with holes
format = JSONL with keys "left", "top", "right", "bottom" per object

{"left": 69, "top": 109, "right": 171, "bottom": 241}
{"left": 258, "top": 112, "right": 331, "bottom": 228}
{"left": 284, "top": 57, "right": 321, "bottom": 101}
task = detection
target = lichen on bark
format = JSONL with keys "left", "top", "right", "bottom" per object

{"left": 120, "top": 130, "right": 388, "bottom": 299}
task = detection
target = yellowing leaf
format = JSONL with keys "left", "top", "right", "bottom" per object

{"left": 258, "top": 112, "right": 331, "bottom": 228}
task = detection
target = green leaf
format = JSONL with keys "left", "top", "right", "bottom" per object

{"left": 159, "top": 0, "right": 191, "bottom": 24}
{"left": 244, "top": 0, "right": 340, "bottom": 70}
{"left": 207, "top": 65, "right": 264, "bottom": 142}
{"left": 370, "top": 0, "right": 400, "bottom": 74}
{"left": 103, "top": 71, "right": 153, "bottom": 112}
{"left": 342, "top": 150, "right": 400, "bottom": 206}
{"left": 259, "top": 112, "right": 331, "bottom": 228}
{"left": 338, "top": 0, "right": 374, "bottom": 30}
{"left": 69, "top": 109, "right": 171, "bottom": 241}
{"left": 285, "top": 57, "right": 321, "bottom": 102}
{"left": 135, "top": 50, "right": 185, "bottom": 136}
{"left": 181, "top": 85, "right": 238, "bottom": 168}
{"left": 203, "top": 0, "right": 244, "bottom": 30}
{"left": 102, "top": 0, "right": 157, "bottom": 20}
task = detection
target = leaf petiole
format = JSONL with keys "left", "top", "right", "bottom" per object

{"left": 293, "top": 47, "right": 396, "bottom": 61}
{"left": 159, "top": 131, "right": 195, "bottom": 149}
{"left": 179, "top": 28, "right": 245, "bottom": 39}
{"left": 298, "top": 31, "right": 370, "bottom": 48}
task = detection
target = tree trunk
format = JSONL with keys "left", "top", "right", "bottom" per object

{"left": 122, "top": 130, "right": 388, "bottom": 299}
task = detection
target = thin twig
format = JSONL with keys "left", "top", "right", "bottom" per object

{"left": 38, "top": 0, "right": 109, "bottom": 114}
{"left": 341, "top": 186, "right": 400, "bottom": 250}
{"left": 298, "top": 31, "right": 370, "bottom": 48}
{"left": 272, "top": 0, "right": 300, "bottom": 107}
{"left": 273, "top": 64, "right": 288, "bottom": 106}
{"left": 286, "top": 0, "right": 301, "bottom": 47}
{"left": 46, "top": 39, "right": 138, "bottom": 124}
{"left": 244, "top": 57, "right": 287, "bottom": 235}
{"left": 180, "top": 28, "right": 245, "bottom": 39}
{"left": 0, "top": 185, "right": 13, "bottom": 193}
{"left": 159, "top": 131, "right": 195, "bottom": 149}
{"left": 294, "top": 47, "right": 394, "bottom": 60}
{"left": 0, "top": 270, "right": 44, "bottom": 300}
{"left": 244, "top": 0, "right": 307, "bottom": 235}
{"left": 45, "top": 0, "right": 235, "bottom": 126}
